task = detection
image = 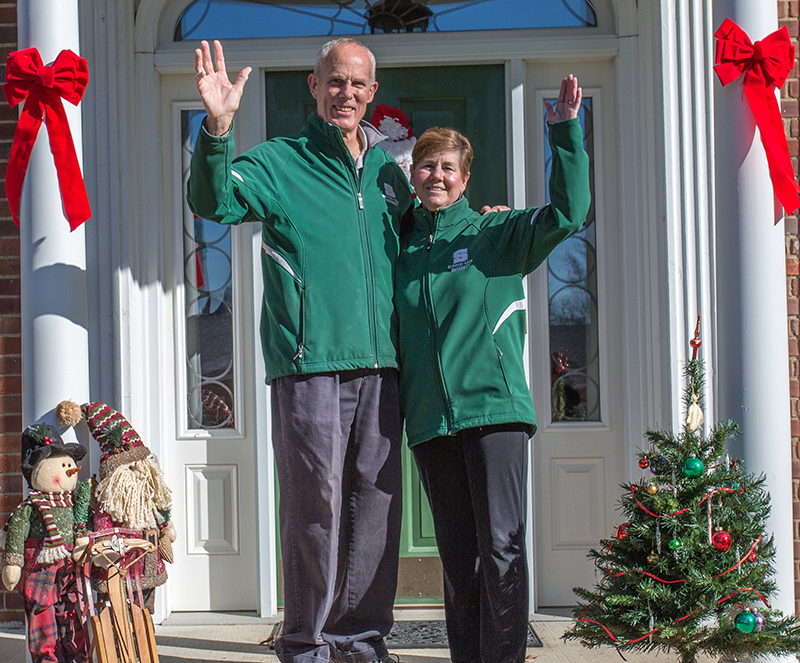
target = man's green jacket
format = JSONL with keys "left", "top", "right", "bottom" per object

{"left": 187, "top": 114, "right": 413, "bottom": 383}
{"left": 395, "top": 118, "right": 591, "bottom": 447}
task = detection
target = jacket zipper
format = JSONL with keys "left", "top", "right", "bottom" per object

{"left": 422, "top": 211, "right": 454, "bottom": 431}
{"left": 341, "top": 138, "right": 378, "bottom": 367}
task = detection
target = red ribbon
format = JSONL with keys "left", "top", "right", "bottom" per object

{"left": 3, "top": 48, "right": 91, "bottom": 230}
{"left": 714, "top": 19, "right": 800, "bottom": 216}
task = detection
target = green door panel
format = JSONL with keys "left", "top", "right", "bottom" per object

{"left": 266, "top": 63, "right": 506, "bottom": 603}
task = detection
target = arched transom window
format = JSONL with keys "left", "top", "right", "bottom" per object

{"left": 175, "top": 0, "right": 598, "bottom": 40}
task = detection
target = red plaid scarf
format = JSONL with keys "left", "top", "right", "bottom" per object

{"left": 27, "top": 490, "right": 73, "bottom": 564}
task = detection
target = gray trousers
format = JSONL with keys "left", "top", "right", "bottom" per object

{"left": 271, "top": 368, "right": 403, "bottom": 663}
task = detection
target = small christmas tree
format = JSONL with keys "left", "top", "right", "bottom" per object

{"left": 563, "top": 318, "right": 800, "bottom": 663}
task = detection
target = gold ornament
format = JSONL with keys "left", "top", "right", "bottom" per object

{"left": 647, "top": 551, "right": 659, "bottom": 564}
{"left": 685, "top": 393, "right": 704, "bottom": 432}
{"left": 646, "top": 483, "right": 658, "bottom": 495}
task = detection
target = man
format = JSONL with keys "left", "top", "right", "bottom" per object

{"left": 187, "top": 38, "right": 411, "bottom": 663}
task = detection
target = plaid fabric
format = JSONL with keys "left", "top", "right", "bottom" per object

{"left": 22, "top": 542, "right": 87, "bottom": 663}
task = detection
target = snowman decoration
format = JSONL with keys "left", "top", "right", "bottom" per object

{"left": 371, "top": 104, "right": 416, "bottom": 181}
{"left": 1, "top": 423, "right": 91, "bottom": 663}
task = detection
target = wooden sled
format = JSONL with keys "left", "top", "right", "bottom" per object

{"left": 77, "top": 529, "right": 160, "bottom": 663}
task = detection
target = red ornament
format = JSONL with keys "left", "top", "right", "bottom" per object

{"left": 690, "top": 314, "right": 701, "bottom": 360}
{"left": 747, "top": 550, "right": 758, "bottom": 563}
{"left": 638, "top": 456, "right": 650, "bottom": 469}
{"left": 616, "top": 523, "right": 630, "bottom": 540}
{"left": 712, "top": 529, "right": 732, "bottom": 551}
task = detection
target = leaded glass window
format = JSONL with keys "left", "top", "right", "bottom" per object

{"left": 176, "top": 0, "right": 597, "bottom": 41}
{"left": 181, "top": 109, "right": 237, "bottom": 430}
{"left": 543, "top": 99, "right": 599, "bottom": 422}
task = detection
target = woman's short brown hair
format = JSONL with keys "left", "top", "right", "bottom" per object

{"left": 411, "top": 127, "right": 474, "bottom": 176}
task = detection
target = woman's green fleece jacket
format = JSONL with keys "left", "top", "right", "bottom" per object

{"left": 395, "top": 118, "right": 591, "bottom": 447}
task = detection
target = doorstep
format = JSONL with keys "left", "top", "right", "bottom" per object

{"left": 0, "top": 611, "right": 720, "bottom": 662}
{"left": 154, "top": 610, "right": 718, "bottom": 662}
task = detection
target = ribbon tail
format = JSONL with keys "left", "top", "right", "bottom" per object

{"left": 743, "top": 76, "right": 800, "bottom": 216}
{"left": 5, "top": 99, "right": 44, "bottom": 227}
{"left": 43, "top": 96, "right": 91, "bottom": 230}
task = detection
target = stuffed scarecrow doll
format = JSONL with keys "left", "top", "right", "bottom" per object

{"left": 1, "top": 423, "right": 91, "bottom": 663}
{"left": 56, "top": 400, "right": 176, "bottom": 613}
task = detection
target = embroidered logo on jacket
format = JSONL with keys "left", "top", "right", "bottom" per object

{"left": 383, "top": 182, "right": 399, "bottom": 207}
{"left": 449, "top": 248, "right": 473, "bottom": 272}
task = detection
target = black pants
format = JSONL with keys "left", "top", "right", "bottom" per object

{"left": 412, "top": 424, "right": 530, "bottom": 663}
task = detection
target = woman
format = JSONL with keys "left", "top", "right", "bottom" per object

{"left": 395, "top": 75, "right": 590, "bottom": 663}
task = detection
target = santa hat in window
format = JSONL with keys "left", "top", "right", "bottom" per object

{"left": 371, "top": 104, "right": 416, "bottom": 180}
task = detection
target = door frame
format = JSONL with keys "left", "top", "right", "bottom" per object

{"left": 120, "top": 0, "right": 668, "bottom": 618}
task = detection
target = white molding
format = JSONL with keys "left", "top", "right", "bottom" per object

{"left": 505, "top": 57, "right": 537, "bottom": 614}
{"left": 152, "top": 34, "right": 621, "bottom": 73}
{"left": 613, "top": 1, "right": 674, "bottom": 481}
{"left": 248, "top": 65, "right": 279, "bottom": 619}
{"left": 661, "top": 0, "right": 718, "bottom": 434}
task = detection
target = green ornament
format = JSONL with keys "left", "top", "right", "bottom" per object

{"left": 681, "top": 457, "right": 705, "bottom": 478}
{"left": 730, "top": 481, "right": 741, "bottom": 491}
{"left": 734, "top": 610, "right": 757, "bottom": 634}
{"left": 668, "top": 537, "right": 682, "bottom": 551}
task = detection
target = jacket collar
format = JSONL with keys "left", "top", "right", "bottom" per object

{"left": 413, "top": 196, "right": 470, "bottom": 230}
{"left": 303, "top": 113, "right": 387, "bottom": 153}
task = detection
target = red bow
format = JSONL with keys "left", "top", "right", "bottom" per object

{"left": 3, "top": 48, "right": 91, "bottom": 230}
{"left": 714, "top": 19, "right": 799, "bottom": 216}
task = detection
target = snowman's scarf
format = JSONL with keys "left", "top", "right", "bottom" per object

{"left": 27, "top": 490, "right": 73, "bottom": 564}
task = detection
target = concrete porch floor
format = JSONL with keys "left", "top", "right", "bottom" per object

{"left": 0, "top": 609, "right": 718, "bottom": 662}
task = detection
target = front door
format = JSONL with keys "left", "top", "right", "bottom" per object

{"left": 265, "top": 63, "right": 507, "bottom": 602}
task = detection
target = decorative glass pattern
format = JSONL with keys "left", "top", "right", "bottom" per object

{"left": 181, "top": 110, "right": 237, "bottom": 429}
{"left": 543, "top": 99, "right": 599, "bottom": 422}
{"left": 175, "top": 0, "right": 597, "bottom": 41}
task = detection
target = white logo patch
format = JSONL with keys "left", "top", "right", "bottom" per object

{"left": 449, "top": 248, "right": 473, "bottom": 272}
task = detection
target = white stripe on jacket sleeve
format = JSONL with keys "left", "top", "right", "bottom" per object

{"left": 493, "top": 299, "right": 527, "bottom": 334}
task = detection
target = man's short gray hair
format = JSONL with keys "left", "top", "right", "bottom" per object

{"left": 314, "top": 38, "right": 376, "bottom": 83}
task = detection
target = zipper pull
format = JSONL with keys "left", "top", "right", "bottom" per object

{"left": 427, "top": 234, "right": 433, "bottom": 250}
{"left": 357, "top": 192, "right": 364, "bottom": 210}
{"left": 293, "top": 344, "right": 304, "bottom": 361}
{"left": 496, "top": 346, "right": 503, "bottom": 358}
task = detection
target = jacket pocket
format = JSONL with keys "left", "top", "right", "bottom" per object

{"left": 262, "top": 241, "right": 305, "bottom": 363}
{"left": 262, "top": 241, "right": 301, "bottom": 283}
{"left": 491, "top": 338, "right": 514, "bottom": 399}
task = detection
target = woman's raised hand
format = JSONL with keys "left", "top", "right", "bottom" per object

{"left": 195, "top": 40, "right": 252, "bottom": 136}
{"left": 544, "top": 74, "right": 582, "bottom": 123}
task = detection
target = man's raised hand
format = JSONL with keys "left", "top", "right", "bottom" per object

{"left": 195, "top": 40, "right": 252, "bottom": 136}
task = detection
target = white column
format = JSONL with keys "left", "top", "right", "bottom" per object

{"left": 713, "top": 0, "right": 795, "bottom": 639}
{"left": 17, "top": 0, "right": 90, "bottom": 436}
